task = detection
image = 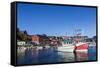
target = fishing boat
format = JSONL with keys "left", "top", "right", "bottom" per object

{"left": 73, "top": 29, "right": 89, "bottom": 52}
{"left": 57, "top": 39, "right": 75, "bottom": 52}
{"left": 57, "top": 44, "right": 75, "bottom": 52}
{"left": 36, "top": 46, "right": 43, "bottom": 50}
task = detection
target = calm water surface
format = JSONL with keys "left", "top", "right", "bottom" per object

{"left": 17, "top": 45, "right": 96, "bottom": 65}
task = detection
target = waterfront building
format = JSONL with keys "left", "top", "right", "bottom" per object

{"left": 32, "top": 35, "right": 40, "bottom": 44}
{"left": 17, "top": 41, "right": 26, "bottom": 45}
{"left": 32, "top": 35, "right": 50, "bottom": 46}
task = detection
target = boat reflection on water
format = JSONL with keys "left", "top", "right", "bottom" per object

{"left": 75, "top": 52, "right": 88, "bottom": 61}
{"left": 57, "top": 52, "right": 75, "bottom": 62}
{"left": 17, "top": 46, "right": 96, "bottom": 65}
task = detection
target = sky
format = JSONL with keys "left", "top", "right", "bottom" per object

{"left": 17, "top": 3, "right": 96, "bottom": 38}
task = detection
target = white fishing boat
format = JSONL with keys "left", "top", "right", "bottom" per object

{"left": 57, "top": 45, "right": 75, "bottom": 52}
{"left": 36, "top": 46, "right": 43, "bottom": 50}
{"left": 45, "top": 45, "right": 50, "bottom": 48}
{"left": 57, "top": 42, "right": 75, "bottom": 52}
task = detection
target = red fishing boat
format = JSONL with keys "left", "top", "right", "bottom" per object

{"left": 74, "top": 29, "right": 89, "bottom": 52}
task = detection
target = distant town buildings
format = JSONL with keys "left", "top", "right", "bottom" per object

{"left": 17, "top": 28, "right": 96, "bottom": 46}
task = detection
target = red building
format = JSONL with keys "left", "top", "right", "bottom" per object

{"left": 32, "top": 35, "right": 40, "bottom": 44}
{"left": 32, "top": 35, "right": 50, "bottom": 45}
{"left": 32, "top": 35, "right": 39, "bottom": 41}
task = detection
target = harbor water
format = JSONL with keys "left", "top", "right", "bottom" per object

{"left": 17, "top": 45, "right": 96, "bottom": 65}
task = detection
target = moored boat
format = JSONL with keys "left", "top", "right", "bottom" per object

{"left": 36, "top": 46, "right": 43, "bottom": 50}
{"left": 57, "top": 38, "right": 75, "bottom": 52}
{"left": 57, "top": 44, "right": 75, "bottom": 52}
{"left": 57, "top": 39, "right": 75, "bottom": 52}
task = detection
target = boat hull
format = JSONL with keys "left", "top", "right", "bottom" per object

{"left": 75, "top": 43, "right": 88, "bottom": 52}
{"left": 57, "top": 45, "right": 75, "bottom": 52}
